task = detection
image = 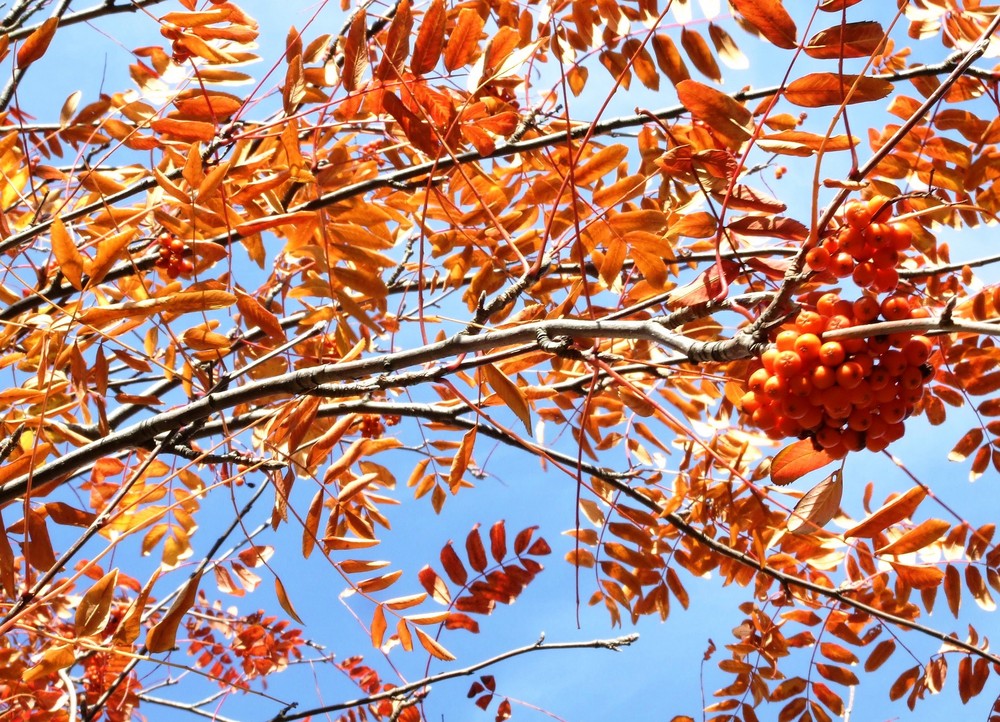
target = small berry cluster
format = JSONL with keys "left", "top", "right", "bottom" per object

{"left": 804, "top": 195, "right": 912, "bottom": 293}
{"left": 740, "top": 292, "right": 934, "bottom": 459}
{"left": 358, "top": 413, "right": 402, "bottom": 439}
{"left": 154, "top": 232, "right": 194, "bottom": 279}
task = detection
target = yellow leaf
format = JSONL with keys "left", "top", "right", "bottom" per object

{"left": 51, "top": 217, "right": 85, "bottom": 290}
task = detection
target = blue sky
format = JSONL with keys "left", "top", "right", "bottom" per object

{"left": 11, "top": 1, "right": 1000, "bottom": 721}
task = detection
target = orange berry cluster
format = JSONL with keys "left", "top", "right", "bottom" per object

{"left": 740, "top": 292, "right": 934, "bottom": 459}
{"left": 359, "top": 413, "right": 402, "bottom": 439}
{"left": 154, "top": 232, "right": 194, "bottom": 279}
{"left": 804, "top": 196, "right": 913, "bottom": 293}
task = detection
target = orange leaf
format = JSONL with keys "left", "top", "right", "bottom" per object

{"left": 396, "top": 617, "right": 413, "bottom": 651}
{"left": 948, "top": 428, "right": 983, "bottom": 462}
{"left": 411, "top": 0, "right": 446, "bottom": 74}
{"left": 440, "top": 542, "right": 468, "bottom": 586}
{"left": 483, "top": 363, "right": 531, "bottom": 434}
{"left": 677, "top": 79, "right": 753, "bottom": 147}
{"left": 342, "top": 11, "right": 368, "bottom": 92}
{"left": 731, "top": 0, "right": 798, "bottom": 49}
{"left": 275, "top": 576, "right": 305, "bottom": 623}
{"left": 680, "top": 28, "right": 720, "bottom": 82}
{"left": 75, "top": 568, "right": 119, "bottom": 637}
{"left": 16, "top": 17, "right": 58, "bottom": 68}
{"left": 769, "top": 439, "right": 835, "bottom": 486}
{"left": 865, "top": 639, "right": 896, "bottom": 672}
{"left": 235, "top": 289, "right": 287, "bottom": 341}
{"left": 727, "top": 216, "right": 808, "bottom": 241}
{"left": 371, "top": 604, "right": 387, "bottom": 648}
{"left": 574, "top": 144, "right": 629, "bottom": 186}
{"left": 667, "top": 260, "right": 740, "bottom": 309}
{"left": 466, "top": 525, "right": 487, "bottom": 572}
{"left": 22, "top": 644, "right": 75, "bottom": 683}
{"left": 804, "top": 21, "right": 885, "bottom": 59}
{"left": 844, "top": 486, "right": 927, "bottom": 538}
{"left": 414, "top": 625, "right": 456, "bottom": 661}
{"left": 357, "top": 569, "right": 403, "bottom": 593}
{"left": 444, "top": 8, "right": 484, "bottom": 72}
{"left": 51, "top": 217, "right": 85, "bottom": 291}
{"left": 87, "top": 228, "right": 138, "bottom": 286}
{"left": 78, "top": 290, "right": 236, "bottom": 327}
{"left": 147, "top": 570, "right": 202, "bottom": 652}
{"left": 787, "top": 470, "right": 843, "bottom": 534}
{"left": 447, "top": 428, "right": 476, "bottom": 491}
{"left": 876, "top": 518, "right": 951, "bottom": 556}
{"left": 418, "top": 565, "right": 452, "bottom": 605}
{"left": 784, "top": 73, "right": 893, "bottom": 107}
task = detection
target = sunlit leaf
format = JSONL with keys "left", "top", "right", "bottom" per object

{"left": 787, "top": 469, "right": 843, "bottom": 534}
{"left": 770, "top": 439, "right": 836, "bottom": 486}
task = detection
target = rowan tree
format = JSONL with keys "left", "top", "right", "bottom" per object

{"left": 2, "top": 0, "right": 1000, "bottom": 719}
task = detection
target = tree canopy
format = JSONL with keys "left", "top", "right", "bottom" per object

{"left": 2, "top": 0, "right": 1000, "bottom": 720}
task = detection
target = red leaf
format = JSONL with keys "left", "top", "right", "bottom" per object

{"left": 17, "top": 17, "right": 58, "bottom": 68}
{"left": 770, "top": 439, "right": 836, "bottom": 486}
{"left": 444, "top": 8, "right": 484, "bottom": 72}
{"left": 411, "top": 0, "right": 446, "bottom": 74}
{"left": 527, "top": 537, "right": 551, "bottom": 556}
{"left": 513, "top": 526, "right": 537, "bottom": 555}
{"left": 677, "top": 79, "right": 754, "bottom": 148}
{"left": 467, "top": 525, "right": 488, "bottom": 572}
{"left": 668, "top": 260, "right": 740, "bottom": 308}
{"left": 489, "top": 521, "right": 507, "bottom": 563}
{"left": 784, "top": 73, "right": 893, "bottom": 108}
{"left": 440, "top": 542, "right": 469, "bottom": 586}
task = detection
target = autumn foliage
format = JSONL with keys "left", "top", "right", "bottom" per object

{"left": 4, "top": 0, "right": 1000, "bottom": 720}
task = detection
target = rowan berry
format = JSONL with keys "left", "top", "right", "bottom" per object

{"left": 815, "top": 426, "right": 842, "bottom": 449}
{"left": 836, "top": 361, "right": 864, "bottom": 389}
{"left": 796, "top": 311, "right": 825, "bottom": 335}
{"left": 867, "top": 194, "right": 893, "bottom": 223}
{"left": 812, "top": 365, "right": 837, "bottom": 390}
{"left": 787, "top": 374, "right": 813, "bottom": 397}
{"left": 763, "top": 375, "right": 788, "bottom": 400}
{"left": 839, "top": 226, "right": 868, "bottom": 259}
{"left": 793, "top": 333, "right": 822, "bottom": 363}
{"left": 774, "top": 350, "right": 804, "bottom": 378}
{"left": 864, "top": 222, "right": 892, "bottom": 249}
{"left": 880, "top": 399, "right": 907, "bottom": 424}
{"left": 741, "top": 392, "right": 762, "bottom": 414}
{"left": 853, "top": 295, "right": 881, "bottom": 323}
{"left": 871, "top": 266, "right": 899, "bottom": 293}
{"left": 888, "top": 221, "right": 912, "bottom": 251}
{"left": 761, "top": 348, "right": 780, "bottom": 373}
{"left": 776, "top": 330, "right": 800, "bottom": 352}
{"left": 748, "top": 368, "right": 770, "bottom": 393}
{"left": 902, "top": 335, "right": 932, "bottom": 366}
{"left": 844, "top": 201, "right": 872, "bottom": 229}
{"left": 816, "top": 293, "right": 842, "bottom": 317}
{"left": 879, "top": 349, "right": 907, "bottom": 377}
{"left": 781, "top": 396, "right": 810, "bottom": 420}
{"left": 805, "top": 247, "right": 831, "bottom": 272}
{"left": 880, "top": 294, "right": 912, "bottom": 321}
{"left": 852, "top": 262, "right": 875, "bottom": 287}
{"left": 899, "top": 365, "right": 925, "bottom": 391}
{"left": 847, "top": 408, "right": 873, "bottom": 431}
{"left": 818, "top": 342, "right": 846, "bottom": 367}
{"left": 841, "top": 428, "right": 865, "bottom": 452}
{"left": 830, "top": 252, "right": 855, "bottom": 278}
{"left": 871, "top": 246, "right": 899, "bottom": 269}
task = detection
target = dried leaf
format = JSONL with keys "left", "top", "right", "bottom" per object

{"left": 146, "top": 570, "right": 202, "bottom": 652}
{"left": 414, "top": 625, "right": 456, "bottom": 661}
{"left": 412, "top": 0, "right": 446, "bottom": 74}
{"left": 787, "top": 469, "right": 843, "bottom": 534}
{"left": 75, "top": 568, "right": 118, "bottom": 637}
{"left": 677, "top": 80, "right": 753, "bottom": 147}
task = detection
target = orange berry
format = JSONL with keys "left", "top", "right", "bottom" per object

{"left": 839, "top": 226, "right": 869, "bottom": 260}
{"left": 815, "top": 426, "right": 843, "bottom": 449}
{"left": 748, "top": 368, "right": 771, "bottom": 393}
{"left": 788, "top": 374, "right": 814, "bottom": 397}
{"left": 879, "top": 349, "right": 907, "bottom": 376}
{"left": 885, "top": 421, "right": 906, "bottom": 442}
{"left": 888, "top": 221, "right": 912, "bottom": 251}
{"left": 799, "top": 405, "right": 824, "bottom": 431}
{"left": 867, "top": 415, "right": 888, "bottom": 439}
{"left": 836, "top": 361, "right": 864, "bottom": 389}
{"left": 777, "top": 415, "right": 802, "bottom": 437}
{"left": 852, "top": 353, "right": 875, "bottom": 375}
{"left": 741, "top": 391, "right": 762, "bottom": 414}
{"left": 796, "top": 310, "right": 825, "bottom": 335}
{"left": 819, "top": 342, "right": 846, "bottom": 367}
{"left": 824, "top": 314, "right": 854, "bottom": 333}
{"left": 781, "top": 396, "right": 810, "bottom": 420}
{"left": 867, "top": 194, "right": 893, "bottom": 223}
{"left": 902, "top": 336, "right": 932, "bottom": 366}
{"left": 864, "top": 222, "right": 892, "bottom": 249}
{"left": 812, "top": 365, "right": 837, "bottom": 390}
{"left": 875, "top": 381, "right": 900, "bottom": 404}
{"left": 880, "top": 399, "right": 907, "bottom": 424}
{"left": 763, "top": 375, "right": 788, "bottom": 400}
{"left": 805, "top": 247, "right": 831, "bottom": 272}
{"left": 852, "top": 262, "right": 875, "bottom": 287}
{"left": 899, "top": 366, "right": 925, "bottom": 391}
{"left": 847, "top": 408, "right": 872, "bottom": 431}
{"left": 881, "top": 294, "right": 912, "bottom": 321}
{"left": 867, "top": 335, "right": 892, "bottom": 355}
{"left": 871, "top": 266, "right": 899, "bottom": 293}
{"left": 816, "top": 293, "right": 841, "bottom": 318}
{"left": 853, "top": 296, "right": 881, "bottom": 323}
{"left": 842, "top": 428, "right": 865, "bottom": 452}
{"left": 867, "top": 366, "right": 891, "bottom": 390}
{"left": 793, "top": 333, "right": 822, "bottom": 363}
{"left": 865, "top": 434, "right": 890, "bottom": 453}
{"left": 844, "top": 201, "right": 872, "bottom": 229}
{"left": 847, "top": 381, "right": 875, "bottom": 408}
{"left": 830, "top": 252, "right": 855, "bottom": 278}
{"left": 871, "top": 246, "right": 899, "bottom": 269}
{"left": 826, "top": 441, "right": 849, "bottom": 460}
{"left": 774, "top": 350, "right": 804, "bottom": 378}
{"left": 752, "top": 406, "right": 778, "bottom": 429}
{"left": 776, "top": 330, "right": 800, "bottom": 352}
{"left": 761, "top": 348, "right": 780, "bottom": 373}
